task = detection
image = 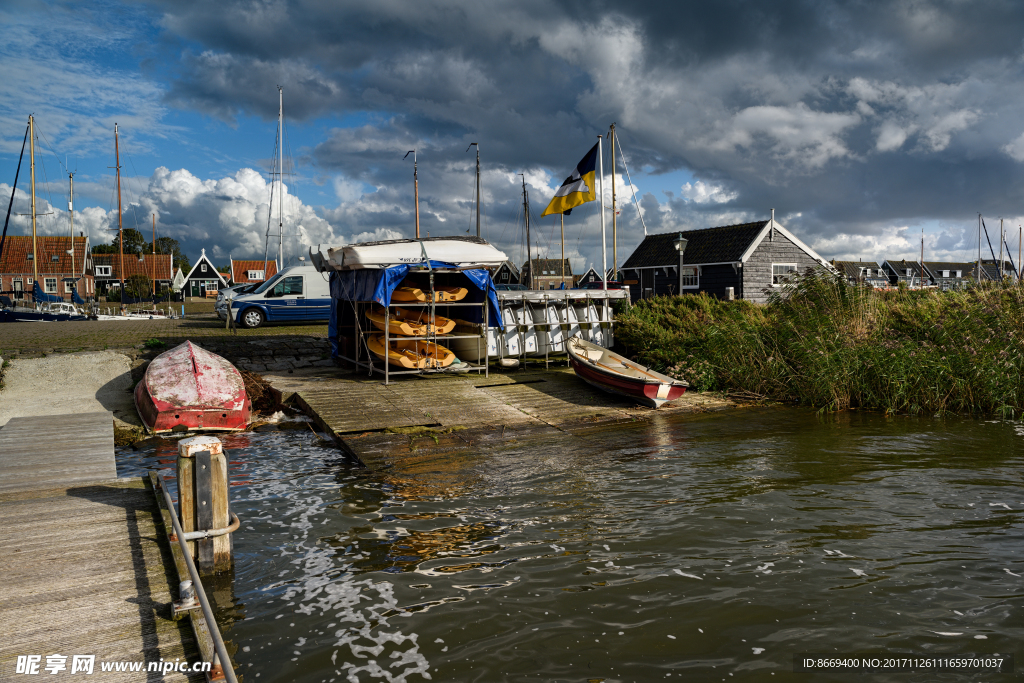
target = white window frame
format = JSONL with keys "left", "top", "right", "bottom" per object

{"left": 247, "top": 270, "right": 264, "bottom": 281}
{"left": 772, "top": 263, "right": 798, "bottom": 286}
{"left": 941, "top": 270, "right": 950, "bottom": 278}
{"left": 95, "top": 265, "right": 112, "bottom": 277}
{"left": 44, "top": 277, "right": 58, "bottom": 293}
{"left": 680, "top": 266, "right": 700, "bottom": 288}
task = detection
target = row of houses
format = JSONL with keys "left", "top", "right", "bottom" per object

{"left": 0, "top": 236, "right": 279, "bottom": 302}
{"left": 831, "top": 259, "right": 1015, "bottom": 290}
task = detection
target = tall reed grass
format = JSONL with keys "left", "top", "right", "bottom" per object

{"left": 616, "top": 270, "right": 1024, "bottom": 416}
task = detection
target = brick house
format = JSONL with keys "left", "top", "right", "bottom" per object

{"left": 229, "top": 257, "right": 278, "bottom": 286}
{"left": 0, "top": 235, "right": 94, "bottom": 301}
{"left": 93, "top": 252, "right": 174, "bottom": 296}
{"left": 620, "top": 218, "right": 834, "bottom": 303}
{"left": 520, "top": 258, "right": 573, "bottom": 290}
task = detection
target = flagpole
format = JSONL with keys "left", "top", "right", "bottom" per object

{"left": 598, "top": 135, "right": 607, "bottom": 293}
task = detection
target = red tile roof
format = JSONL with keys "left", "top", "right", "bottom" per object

{"left": 231, "top": 259, "right": 278, "bottom": 283}
{"left": 0, "top": 235, "right": 90, "bottom": 274}
{"left": 93, "top": 252, "right": 173, "bottom": 279}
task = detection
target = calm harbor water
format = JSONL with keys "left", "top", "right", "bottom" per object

{"left": 119, "top": 408, "right": 1024, "bottom": 682}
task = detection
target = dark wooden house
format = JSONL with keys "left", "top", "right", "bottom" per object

{"left": 492, "top": 261, "right": 520, "bottom": 287}
{"left": 182, "top": 249, "right": 227, "bottom": 297}
{"left": 881, "top": 259, "right": 929, "bottom": 287}
{"left": 620, "top": 219, "right": 833, "bottom": 303}
{"left": 922, "top": 261, "right": 975, "bottom": 290}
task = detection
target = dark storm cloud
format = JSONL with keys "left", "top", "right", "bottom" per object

{"left": 147, "top": 0, "right": 1024, "bottom": 262}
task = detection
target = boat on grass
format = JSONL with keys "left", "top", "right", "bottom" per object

{"left": 567, "top": 336, "right": 687, "bottom": 408}
{"left": 134, "top": 341, "right": 250, "bottom": 433}
{"left": 365, "top": 307, "right": 456, "bottom": 336}
{"left": 367, "top": 335, "right": 456, "bottom": 369}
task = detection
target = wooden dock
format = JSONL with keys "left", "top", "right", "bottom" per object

{"left": 266, "top": 366, "right": 735, "bottom": 468}
{"left": 0, "top": 412, "right": 204, "bottom": 681}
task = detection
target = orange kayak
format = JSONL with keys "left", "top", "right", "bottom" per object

{"left": 367, "top": 335, "right": 456, "bottom": 368}
{"left": 365, "top": 307, "right": 456, "bottom": 336}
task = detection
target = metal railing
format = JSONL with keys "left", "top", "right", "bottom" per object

{"left": 156, "top": 473, "right": 238, "bottom": 683}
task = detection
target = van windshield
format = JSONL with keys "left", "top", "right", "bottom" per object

{"left": 252, "top": 272, "right": 286, "bottom": 295}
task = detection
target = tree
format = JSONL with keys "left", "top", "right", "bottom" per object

{"left": 124, "top": 274, "right": 152, "bottom": 299}
{"left": 149, "top": 236, "right": 190, "bottom": 273}
{"left": 92, "top": 243, "right": 117, "bottom": 254}
{"left": 112, "top": 228, "right": 147, "bottom": 255}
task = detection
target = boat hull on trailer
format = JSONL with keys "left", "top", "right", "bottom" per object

{"left": 134, "top": 341, "right": 250, "bottom": 433}
{"left": 567, "top": 336, "right": 687, "bottom": 408}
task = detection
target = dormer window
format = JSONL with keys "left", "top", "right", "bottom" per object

{"left": 26, "top": 253, "right": 33, "bottom": 260}
{"left": 51, "top": 254, "right": 60, "bottom": 262}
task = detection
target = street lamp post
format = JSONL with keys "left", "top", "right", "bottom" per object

{"left": 673, "top": 233, "right": 688, "bottom": 296}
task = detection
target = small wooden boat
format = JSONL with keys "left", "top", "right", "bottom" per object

{"left": 567, "top": 336, "right": 688, "bottom": 408}
{"left": 367, "top": 335, "right": 456, "bottom": 369}
{"left": 134, "top": 341, "right": 251, "bottom": 433}
{"left": 365, "top": 307, "right": 456, "bottom": 336}
{"left": 392, "top": 282, "right": 469, "bottom": 303}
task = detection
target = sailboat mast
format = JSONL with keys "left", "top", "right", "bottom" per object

{"left": 598, "top": 134, "right": 607, "bottom": 292}
{"left": 115, "top": 123, "right": 124, "bottom": 297}
{"left": 29, "top": 115, "right": 38, "bottom": 288}
{"left": 475, "top": 144, "right": 481, "bottom": 238}
{"left": 152, "top": 213, "right": 157, "bottom": 300}
{"left": 999, "top": 218, "right": 1004, "bottom": 281}
{"left": 920, "top": 226, "right": 924, "bottom": 287}
{"left": 560, "top": 213, "right": 565, "bottom": 286}
{"left": 610, "top": 123, "right": 617, "bottom": 282}
{"left": 977, "top": 214, "right": 982, "bottom": 284}
{"left": 414, "top": 152, "right": 420, "bottom": 239}
{"left": 522, "top": 175, "right": 531, "bottom": 289}
{"left": 277, "top": 86, "right": 284, "bottom": 269}
{"left": 69, "top": 172, "right": 75, "bottom": 295}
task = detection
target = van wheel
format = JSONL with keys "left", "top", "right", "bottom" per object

{"left": 241, "top": 308, "right": 265, "bottom": 328}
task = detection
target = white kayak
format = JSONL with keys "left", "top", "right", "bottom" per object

{"left": 318, "top": 236, "right": 508, "bottom": 271}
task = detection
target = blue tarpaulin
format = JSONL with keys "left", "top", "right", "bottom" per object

{"left": 328, "top": 261, "right": 503, "bottom": 359}
{"left": 72, "top": 287, "right": 85, "bottom": 304}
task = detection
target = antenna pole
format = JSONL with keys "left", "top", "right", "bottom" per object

{"left": 115, "top": 123, "right": 124, "bottom": 301}
{"left": 610, "top": 123, "right": 617, "bottom": 282}
{"left": 29, "top": 115, "right": 38, "bottom": 288}
{"left": 277, "top": 86, "right": 284, "bottom": 268}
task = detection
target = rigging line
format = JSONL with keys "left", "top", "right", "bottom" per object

{"left": 35, "top": 123, "right": 69, "bottom": 175}
{"left": 0, "top": 123, "right": 29, "bottom": 261}
{"left": 613, "top": 131, "right": 649, "bottom": 236}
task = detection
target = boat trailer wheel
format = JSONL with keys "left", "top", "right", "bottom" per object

{"left": 242, "top": 308, "right": 265, "bottom": 328}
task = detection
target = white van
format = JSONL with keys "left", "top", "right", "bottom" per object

{"left": 229, "top": 265, "right": 331, "bottom": 328}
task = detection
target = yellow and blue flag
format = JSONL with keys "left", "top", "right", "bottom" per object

{"left": 541, "top": 143, "right": 598, "bottom": 217}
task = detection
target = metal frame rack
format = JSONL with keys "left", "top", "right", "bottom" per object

{"left": 339, "top": 267, "right": 491, "bottom": 385}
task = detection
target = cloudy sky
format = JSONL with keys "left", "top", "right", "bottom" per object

{"left": 4, "top": 0, "right": 1024, "bottom": 272}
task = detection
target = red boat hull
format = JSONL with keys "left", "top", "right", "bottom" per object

{"left": 134, "top": 341, "right": 251, "bottom": 433}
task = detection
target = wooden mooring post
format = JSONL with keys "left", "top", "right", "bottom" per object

{"left": 177, "top": 435, "right": 233, "bottom": 573}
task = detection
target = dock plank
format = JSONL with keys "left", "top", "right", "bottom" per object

{"left": 0, "top": 478, "right": 204, "bottom": 681}
{"left": 0, "top": 411, "right": 116, "bottom": 493}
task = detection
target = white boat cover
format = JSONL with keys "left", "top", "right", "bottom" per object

{"left": 316, "top": 236, "right": 508, "bottom": 271}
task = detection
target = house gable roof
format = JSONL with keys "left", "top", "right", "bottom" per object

{"left": 230, "top": 258, "right": 277, "bottom": 283}
{"left": 93, "top": 252, "right": 172, "bottom": 280}
{"left": 882, "top": 259, "right": 927, "bottom": 277}
{"left": 0, "top": 235, "right": 90, "bottom": 275}
{"left": 831, "top": 260, "right": 885, "bottom": 279}
{"left": 521, "top": 258, "right": 572, "bottom": 276}
{"left": 623, "top": 222, "right": 768, "bottom": 269}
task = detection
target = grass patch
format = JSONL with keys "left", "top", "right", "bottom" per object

{"left": 616, "top": 271, "right": 1024, "bottom": 416}
{"left": 143, "top": 338, "right": 167, "bottom": 349}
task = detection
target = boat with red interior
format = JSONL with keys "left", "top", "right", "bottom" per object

{"left": 567, "top": 336, "right": 688, "bottom": 408}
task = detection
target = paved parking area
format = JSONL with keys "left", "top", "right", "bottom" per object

{"left": 0, "top": 315, "right": 327, "bottom": 355}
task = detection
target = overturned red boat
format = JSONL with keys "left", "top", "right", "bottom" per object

{"left": 567, "top": 336, "right": 688, "bottom": 408}
{"left": 134, "top": 341, "right": 251, "bottom": 433}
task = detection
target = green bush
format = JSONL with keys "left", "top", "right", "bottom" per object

{"left": 616, "top": 271, "right": 1024, "bottom": 416}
